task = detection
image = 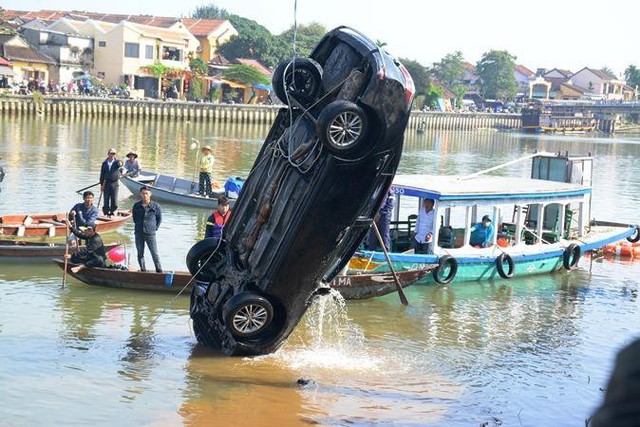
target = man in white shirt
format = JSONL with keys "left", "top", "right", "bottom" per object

{"left": 414, "top": 198, "right": 435, "bottom": 254}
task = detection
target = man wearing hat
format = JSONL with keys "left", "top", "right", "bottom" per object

{"left": 198, "top": 145, "right": 215, "bottom": 197}
{"left": 124, "top": 151, "right": 140, "bottom": 177}
{"left": 64, "top": 220, "right": 107, "bottom": 267}
{"left": 99, "top": 148, "right": 123, "bottom": 216}
{"left": 205, "top": 195, "right": 231, "bottom": 240}
{"left": 470, "top": 214, "right": 495, "bottom": 248}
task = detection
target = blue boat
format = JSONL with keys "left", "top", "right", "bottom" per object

{"left": 353, "top": 152, "right": 640, "bottom": 284}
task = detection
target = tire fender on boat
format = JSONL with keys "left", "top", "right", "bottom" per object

{"left": 433, "top": 255, "right": 458, "bottom": 285}
{"left": 627, "top": 226, "right": 640, "bottom": 243}
{"left": 563, "top": 244, "right": 581, "bottom": 270}
{"left": 495, "top": 253, "right": 515, "bottom": 279}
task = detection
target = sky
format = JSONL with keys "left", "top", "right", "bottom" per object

{"left": 2, "top": 0, "right": 637, "bottom": 76}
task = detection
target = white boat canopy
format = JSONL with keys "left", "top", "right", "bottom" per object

{"left": 392, "top": 174, "right": 591, "bottom": 207}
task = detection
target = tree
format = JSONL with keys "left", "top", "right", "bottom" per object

{"left": 601, "top": 66, "right": 617, "bottom": 79}
{"left": 476, "top": 50, "right": 517, "bottom": 100}
{"left": 423, "top": 81, "right": 444, "bottom": 109}
{"left": 223, "top": 64, "right": 270, "bottom": 86}
{"left": 191, "top": 4, "right": 229, "bottom": 19}
{"left": 432, "top": 51, "right": 467, "bottom": 106}
{"left": 625, "top": 65, "right": 640, "bottom": 90}
{"left": 278, "top": 22, "right": 326, "bottom": 59}
{"left": 216, "top": 15, "right": 284, "bottom": 68}
{"left": 398, "top": 58, "right": 429, "bottom": 96}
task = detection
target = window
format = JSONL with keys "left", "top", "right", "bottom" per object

{"left": 98, "top": 41, "right": 106, "bottom": 47}
{"left": 124, "top": 43, "right": 140, "bottom": 58}
{"left": 145, "top": 45, "right": 154, "bottom": 60}
{"left": 161, "top": 46, "right": 181, "bottom": 61}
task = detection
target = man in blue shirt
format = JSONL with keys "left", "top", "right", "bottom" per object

{"left": 69, "top": 191, "right": 99, "bottom": 228}
{"left": 470, "top": 214, "right": 495, "bottom": 247}
{"left": 414, "top": 198, "right": 435, "bottom": 254}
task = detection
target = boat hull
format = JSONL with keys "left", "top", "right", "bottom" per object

{"left": 0, "top": 240, "right": 121, "bottom": 261}
{"left": 121, "top": 171, "right": 232, "bottom": 209}
{"left": 52, "top": 260, "right": 430, "bottom": 300}
{"left": 355, "top": 223, "right": 639, "bottom": 285}
{"left": 0, "top": 210, "right": 131, "bottom": 238}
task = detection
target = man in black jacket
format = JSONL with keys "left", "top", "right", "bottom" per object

{"left": 132, "top": 186, "right": 162, "bottom": 272}
{"left": 99, "top": 148, "right": 123, "bottom": 216}
{"left": 64, "top": 222, "right": 107, "bottom": 267}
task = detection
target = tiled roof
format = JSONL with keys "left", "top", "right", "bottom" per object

{"left": 515, "top": 64, "right": 534, "bottom": 76}
{"left": 1, "top": 44, "right": 56, "bottom": 64}
{"left": 0, "top": 56, "right": 10, "bottom": 66}
{"left": 181, "top": 19, "right": 227, "bottom": 37}
{"left": 235, "top": 58, "right": 271, "bottom": 76}
{"left": 128, "top": 22, "right": 191, "bottom": 44}
{"left": 462, "top": 62, "right": 476, "bottom": 71}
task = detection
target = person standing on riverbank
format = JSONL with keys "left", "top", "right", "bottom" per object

{"left": 198, "top": 145, "right": 215, "bottom": 197}
{"left": 99, "top": 148, "right": 123, "bottom": 217}
{"left": 132, "top": 186, "right": 162, "bottom": 273}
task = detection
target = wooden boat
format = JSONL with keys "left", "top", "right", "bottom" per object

{"left": 0, "top": 210, "right": 132, "bottom": 238}
{"left": 0, "top": 239, "right": 122, "bottom": 261}
{"left": 121, "top": 170, "right": 239, "bottom": 209}
{"left": 52, "top": 259, "right": 433, "bottom": 300}
{"left": 353, "top": 152, "right": 640, "bottom": 285}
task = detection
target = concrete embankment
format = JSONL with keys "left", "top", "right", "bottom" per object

{"left": 0, "top": 95, "right": 522, "bottom": 131}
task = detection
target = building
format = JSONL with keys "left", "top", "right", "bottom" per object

{"left": 0, "top": 32, "right": 55, "bottom": 86}
{"left": 20, "top": 19, "right": 94, "bottom": 85}
{"left": 180, "top": 19, "right": 237, "bottom": 63}
{"left": 570, "top": 67, "right": 627, "bottom": 100}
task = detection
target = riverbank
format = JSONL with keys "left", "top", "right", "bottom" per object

{"left": 0, "top": 94, "right": 522, "bottom": 132}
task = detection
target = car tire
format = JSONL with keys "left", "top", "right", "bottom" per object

{"left": 223, "top": 292, "right": 274, "bottom": 338}
{"left": 272, "top": 58, "right": 322, "bottom": 107}
{"left": 317, "top": 100, "right": 369, "bottom": 154}
{"left": 186, "top": 238, "right": 225, "bottom": 281}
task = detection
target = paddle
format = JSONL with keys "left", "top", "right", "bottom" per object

{"left": 372, "top": 221, "right": 408, "bottom": 306}
{"left": 76, "top": 181, "right": 100, "bottom": 194}
{"left": 63, "top": 221, "right": 70, "bottom": 288}
{"left": 190, "top": 138, "right": 201, "bottom": 185}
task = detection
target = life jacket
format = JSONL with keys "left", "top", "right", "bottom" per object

{"left": 206, "top": 211, "right": 231, "bottom": 239}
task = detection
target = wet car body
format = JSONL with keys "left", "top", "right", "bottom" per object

{"left": 188, "top": 26, "right": 415, "bottom": 356}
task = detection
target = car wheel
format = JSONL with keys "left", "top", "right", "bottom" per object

{"left": 223, "top": 292, "right": 274, "bottom": 338}
{"left": 317, "top": 100, "right": 369, "bottom": 154}
{"left": 186, "top": 238, "right": 225, "bottom": 281}
{"left": 272, "top": 58, "right": 322, "bottom": 107}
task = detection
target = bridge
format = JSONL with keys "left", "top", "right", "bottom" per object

{"left": 540, "top": 100, "right": 640, "bottom": 115}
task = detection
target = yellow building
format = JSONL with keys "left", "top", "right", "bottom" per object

{"left": 180, "top": 19, "right": 237, "bottom": 63}
{"left": 0, "top": 33, "right": 55, "bottom": 85}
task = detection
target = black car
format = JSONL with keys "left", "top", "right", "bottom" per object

{"left": 187, "top": 26, "right": 415, "bottom": 356}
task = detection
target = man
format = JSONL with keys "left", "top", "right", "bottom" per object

{"left": 414, "top": 198, "right": 435, "bottom": 254}
{"left": 69, "top": 191, "right": 99, "bottom": 228}
{"left": 123, "top": 151, "right": 140, "bottom": 177}
{"left": 132, "top": 186, "right": 162, "bottom": 272}
{"left": 205, "top": 195, "right": 232, "bottom": 240}
{"left": 470, "top": 215, "right": 495, "bottom": 248}
{"left": 366, "top": 189, "right": 394, "bottom": 251}
{"left": 64, "top": 222, "right": 107, "bottom": 267}
{"left": 99, "top": 148, "right": 123, "bottom": 217}
{"left": 198, "top": 145, "right": 215, "bottom": 197}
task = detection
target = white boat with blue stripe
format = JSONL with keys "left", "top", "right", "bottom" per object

{"left": 353, "top": 152, "right": 639, "bottom": 285}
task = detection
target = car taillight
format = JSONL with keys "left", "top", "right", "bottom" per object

{"left": 399, "top": 64, "right": 415, "bottom": 105}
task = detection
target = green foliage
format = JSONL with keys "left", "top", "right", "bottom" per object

{"left": 217, "top": 15, "right": 285, "bottom": 68}
{"left": 476, "top": 50, "right": 517, "bottom": 100}
{"left": 142, "top": 62, "right": 168, "bottom": 78}
{"left": 278, "top": 22, "right": 326, "bottom": 59}
{"left": 423, "top": 82, "right": 444, "bottom": 109}
{"left": 189, "top": 57, "right": 209, "bottom": 76}
{"left": 191, "top": 4, "right": 229, "bottom": 19}
{"left": 432, "top": 51, "right": 466, "bottom": 89}
{"left": 223, "top": 64, "right": 270, "bottom": 85}
{"left": 188, "top": 77, "right": 206, "bottom": 101}
{"left": 625, "top": 65, "right": 640, "bottom": 91}
{"left": 399, "top": 58, "right": 430, "bottom": 96}
{"left": 600, "top": 66, "right": 616, "bottom": 79}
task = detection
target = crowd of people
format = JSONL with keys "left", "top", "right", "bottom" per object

{"left": 64, "top": 147, "right": 231, "bottom": 273}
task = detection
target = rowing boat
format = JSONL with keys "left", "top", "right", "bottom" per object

{"left": 0, "top": 239, "right": 122, "bottom": 261}
{"left": 0, "top": 210, "right": 132, "bottom": 238}
{"left": 52, "top": 260, "right": 434, "bottom": 300}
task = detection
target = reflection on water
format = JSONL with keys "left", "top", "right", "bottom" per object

{"left": 1, "top": 117, "right": 640, "bottom": 426}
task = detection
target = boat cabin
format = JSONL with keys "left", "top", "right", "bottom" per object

{"left": 387, "top": 153, "right": 593, "bottom": 252}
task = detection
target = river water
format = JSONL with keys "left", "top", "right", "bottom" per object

{"left": 1, "top": 116, "right": 639, "bottom": 426}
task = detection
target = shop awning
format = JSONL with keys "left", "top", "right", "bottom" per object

{"left": 0, "top": 66, "right": 14, "bottom": 76}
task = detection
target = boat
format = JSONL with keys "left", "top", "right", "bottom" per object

{"left": 0, "top": 239, "right": 122, "bottom": 261}
{"left": 121, "top": 170, "right": 242, "bottom": 209}
{"left": 352, "top": 152, "right": 640, "bottom": 285}
{"left": 0, "top": 210, "right": 132, "bottom": 238}
{"left": 52, "top": 260, "right": 434, "bottom": 300}
{"left": 522, "top": 105, "right": 596, "bottom": 134}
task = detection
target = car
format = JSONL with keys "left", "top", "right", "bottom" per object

{"left": 186, "top": 26, "right": 415, "bottom": 356}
